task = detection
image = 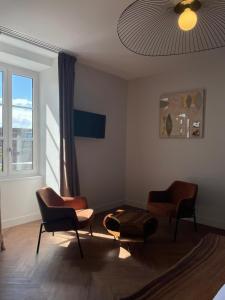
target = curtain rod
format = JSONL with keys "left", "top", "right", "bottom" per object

{"left": 0, "top": 26, "right": 64, "bottom": 53}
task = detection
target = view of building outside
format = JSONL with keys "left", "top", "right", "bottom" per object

{"left": 12, "top": 128, "right": 33, "bottom": 171}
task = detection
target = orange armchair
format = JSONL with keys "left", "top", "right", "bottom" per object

{"left": 147, "top": 181, "right": 198, "bottom": 241}
{"left": 36, "top": 187, "right": 94, "bottom": 258}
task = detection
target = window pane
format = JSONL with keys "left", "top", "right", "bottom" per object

{"left": 0, "top": 140, "right": 3, "bottom": 172}
{"left": 12, "top": 107, "right": 33, "bottom": 137}
{"left": 12, "top": 74, "right": 33, "bottom": 172}
{"left": 0, "top": 72, "right": 3, "bottom": 137}
{"left": 12, "top": 75, "right": 33, "bottom": 108}
{"left": 13, "top": 128, "right": 33, "bottom": 139}
{"left": 12, "top": 140, "right": 33, "bottom": 171}
{"left": 0, "top": 71, "right": 3, "bottom": 104}
{"left": 0, "top": 105, "right": 2, "bottom": 136}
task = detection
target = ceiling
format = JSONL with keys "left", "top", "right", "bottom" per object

{"left": 0, "top": 0, "right": 224, "bottom": 80}
{"left": 0, "top": 35, "right": 57, "bottom": 71}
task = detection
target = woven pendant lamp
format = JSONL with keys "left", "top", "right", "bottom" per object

{"left": 117, "top": 0, "right": 225, "bottom": 56}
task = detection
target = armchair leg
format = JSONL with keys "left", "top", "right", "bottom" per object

{"left": 174, "top": 218, "right": 180, "bottom": 242}
{"left": 75, "top": 230, "right": 84, "bottom": 259}
{"left": 89, "top": 224, "right": 93, "bottom": 237}
{"left": 193, "top": 213, "right": 198, "bottom": 232}
{"left": 36, "top": 223, "right": 43, "bottom": 254}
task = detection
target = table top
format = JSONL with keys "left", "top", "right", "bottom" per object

{"left": 103, "top": 209, "right": 158, "bottom": 242}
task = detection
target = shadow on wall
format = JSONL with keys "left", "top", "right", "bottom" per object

{"left": 45, "top": 105, "right": 60, "bottom": 192}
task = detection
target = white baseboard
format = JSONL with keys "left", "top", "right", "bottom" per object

{"left": 3, "top": 202, "right": 225, "bottom": 231}
{"left": 196, "top": 215, "right": 225, "bottom": 230}
{"left": 2, "top": 201, "right": 125, "bottom": 229}
{"left": 2, "top": 212, "right": 41, "bottom": 229}
{"left": 125, "top": 200, "right": 146, "bottom": 210}
{"left": 126, "top": 200, "right": 225, "bottom": 230}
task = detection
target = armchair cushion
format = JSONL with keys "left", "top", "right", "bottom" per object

{"left": 76, "top": 209, "right": 94, "bottom": 228}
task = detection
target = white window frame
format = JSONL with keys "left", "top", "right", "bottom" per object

{"left": 0, "top": 63, "right": 39, "bottom": 178}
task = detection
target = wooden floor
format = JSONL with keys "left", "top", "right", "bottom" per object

{"left": 0, "top": 207, "right": 224, "bottom": 300}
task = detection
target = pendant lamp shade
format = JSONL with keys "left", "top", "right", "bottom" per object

{"left": 117, "top": 0, "right": 225, "bottom": 56}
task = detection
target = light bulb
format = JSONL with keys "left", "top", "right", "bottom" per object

{"left": 178, "top": 8, "right": 197, "bottom": 31}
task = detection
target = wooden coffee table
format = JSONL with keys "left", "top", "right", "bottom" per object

{"left": 103, "top": 209, "right": 158, "bottom": 243}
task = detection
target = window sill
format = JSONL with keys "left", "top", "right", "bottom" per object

{"left": 0, "top": 175, "right": 43, "bottom": 183}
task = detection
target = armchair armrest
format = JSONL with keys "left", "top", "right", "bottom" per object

{"left": 148, "top": 190, "right": 169, "bottom": 203}
{"left": 62, "top": 196, "right": 88, "bottom": 210}
{"left": 176, "top": 198, "right": 195, "bottom": 217}
{"left": 42, "top": 206, "right": 79, "bottom": 232}
{"left": 46, "top": 206, "right": 77, "bottom": 222}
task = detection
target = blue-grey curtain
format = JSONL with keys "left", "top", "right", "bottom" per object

{"left": 58, "top": 52, "right": 80, "bottom": 197}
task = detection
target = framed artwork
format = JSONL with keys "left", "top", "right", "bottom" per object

{"left": 160, "top": 89, "right": 205, "bottom": 138}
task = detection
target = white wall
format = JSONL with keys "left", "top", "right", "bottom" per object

{"left": 2, "top": 58, "right": 59, "bottom": 229}
{"left": 75, "top": 63, "right": 127, "bottom": 211}
{"left": 126, "top": 49, "right": 225, "bottom": 229}
{"left": 1, "top": 176, "right": 43, "bottom": 228}
{"left": 39, "top": 58, "right": 60, "bottom": 193}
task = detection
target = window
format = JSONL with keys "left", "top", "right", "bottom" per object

{"left": 0, "top": 72, "right": 3, "bottom": 172}
{"left": 0, "top": 64, "right": 38, "bottom": 177}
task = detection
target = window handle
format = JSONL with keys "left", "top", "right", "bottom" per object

{"left": 8, "top": 147, "right": 12, "bottom": 161}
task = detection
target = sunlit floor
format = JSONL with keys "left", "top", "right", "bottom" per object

{"left": 1, "top": 207, "right": 221, "bottom": 300}
{"left": 52, "top": 229, "right": 131, "bottom": 260}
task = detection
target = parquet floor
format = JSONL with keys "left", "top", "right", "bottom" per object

{"left": 0, "top": 207, "right": 224, "bottom": 300}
